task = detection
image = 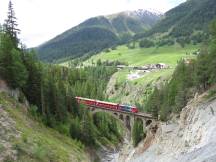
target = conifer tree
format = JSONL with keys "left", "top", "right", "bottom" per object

{"left": 4, "top": 0, "right": 20, "bottom": 46}
{"left": 132, "top": 120, "right": 144, "bottom": 146}
{"left": 0, "top": 34, "right": 27, "bottom": 88}
{"left": 22, "top": 52, "right": 43, "bottom": 112}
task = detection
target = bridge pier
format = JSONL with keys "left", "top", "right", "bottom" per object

{"left": 132, "top": 117, "right": 153, "bottom": 135}
{"left": 88, "top": 106, "right": 154, "bottom": 133}
{"left": 130, "top": 115, "right": 135, "bottom": 131}
{"left": 119, "top": 114, "right": 124, "bottom": 121}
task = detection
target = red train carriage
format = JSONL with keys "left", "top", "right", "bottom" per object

{"left": 75, "top": 96, "right": 138, "bottom": 113}
{"left": 75, "top": 97, "right": 96, "bottom": 106}
{"left": 95, "top": 100, "right": 119, "bottom": 110}
{"left": 131, "top": 106, "right": 138, "bottom": 113}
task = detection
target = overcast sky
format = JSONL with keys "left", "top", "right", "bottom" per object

{"left": 0, "top": 0, "right": 186, "bottom": 47}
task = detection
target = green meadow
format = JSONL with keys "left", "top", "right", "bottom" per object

{"left": 84, "top": 44, "right": 199, "bottom": 67}
{"left": 83, "top": 44, "right": 199, "bottom": 86}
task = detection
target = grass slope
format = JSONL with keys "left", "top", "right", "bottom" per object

{"left": 84, "top": 43, "right": 198, "bottom": 87}
{"left": 61, "top": 44, "right": 199, "bottom": 108}
{"left": 82, "top": 44, "right": 198, "bottom": 106}
{"left": 85, "top": 44, "right": 198, "bottom": 67}
{"left": 0, "top": 92, "right": 90, "bottom": 162}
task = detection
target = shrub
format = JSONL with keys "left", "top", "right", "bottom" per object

{"left": 139, "top": 39, "right": 154, "bottom": 48}
{"left": 28, "top": 105, "right": 38, "bottom": 118}
{"left": 132, "top": 120, "right": 144, "bottom": 146}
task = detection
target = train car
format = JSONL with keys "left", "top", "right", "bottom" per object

{"left": 75, "top": 97, "right": 96, "bottom": 106}
{"left": 119, "top": 104, "right": 139, "bottom": 113}
{"left": 131, "top": 106, "right": 139, "bottom": 113}
{"left": 75, "top": 96, "right": 138, "bottom": 113}
{"left": 95, "top": 100, "right": 119, "bottom": 110}
{"left": 119, "top": 105, "right": 132, "bottom": 112}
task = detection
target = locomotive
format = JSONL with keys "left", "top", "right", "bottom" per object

{"left": 75, "top": 96, "right": 139, "bottom": 113}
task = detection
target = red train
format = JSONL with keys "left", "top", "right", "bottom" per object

{"left": 75, "top": 96, "right": 139, "bottom": 113}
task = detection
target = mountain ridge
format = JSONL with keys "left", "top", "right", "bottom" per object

{"left": 136, "top": 0, "right": 216, "bottom": 39}
{"left": 36, "top": 9, "right": 162, "bottom": 62}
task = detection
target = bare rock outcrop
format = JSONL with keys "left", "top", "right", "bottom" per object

{"left": 130, "top": 93, "right": 216, "bottom": 162}
{"left": 0, "top": 107, "right": 20, "bottom": 162}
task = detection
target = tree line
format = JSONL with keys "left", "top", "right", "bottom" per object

{"left": 0, "top": 1, "right": 122, "bottom": 147}
{"left": 145, "top": 20, "right": 216, "bottom": 121}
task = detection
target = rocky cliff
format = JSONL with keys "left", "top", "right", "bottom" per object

{"left": 130, "top": 92, "right": 216, "bottom": 162}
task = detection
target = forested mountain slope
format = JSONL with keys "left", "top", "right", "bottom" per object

{"left": 35, "top": 10, "right": 161, "bottom": 62}
{"left": 0, "top": 4, "right": 125, "bottom": 161}
{"left": 135, "top": 0, "right": 216, "bottom": 39}
{"left": 0, "top": 92, "right": 90, "bottom": 162}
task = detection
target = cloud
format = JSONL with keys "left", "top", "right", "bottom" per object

{"left": 0, "top": 0, "right": 186, "bottom": 47}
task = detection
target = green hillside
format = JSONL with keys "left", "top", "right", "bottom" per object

{"left": 60, "top": 44, "right": 199, "bottom": 107}
{"left": 135, "top": 0, "right": 216, "bottom": 41}
{"left": 36, "top": 27, "right": 119, "bottom": 62}
{"left": 35, "top": 10, "right": 161, "bottom": 62}
{"left": 83, "top": 44, "right": 198, "bottom": 67}
{"left": 0, "top": 93, "right": 89, "bottom": 162}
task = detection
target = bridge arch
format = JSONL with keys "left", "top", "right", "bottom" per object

{"left": 119, "top": 114, "right": 124, "bottom": 121}
{"left": 114, "top": 113, "right": 118, "bottom": 116}
{"left": 125, "top": 115, "right": 131, "bottom": 130}
{"left": 85, "top": 105, "right": 154, "bottom": 132}
{"left": 91, "top": 109, "right": 125, "bottom": 127}
{"left": 146, "top": 119, "right": 152, "bottom": 126}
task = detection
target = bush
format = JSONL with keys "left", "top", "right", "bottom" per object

{"left": 111, "top": 46, "right": 117, "bottom": 50}
{"left": 207, "top": 89, "right": 216, "bottom": 99}
{"left": 139, "top": 39, "right": 154, "bottom": 48}
{"left": 29, "top": 105, "right": 38, "bottom": 118}
{"left": 132, "top": 120, "right": 145, "bottom": 146}
{"left": 0, "top": 144, "right": 4, "bottom": 152}
{"left": 125, "top": 92, "right": 129, "bottom": 96}
{"left": 32, "top": 144, "right": 48, "bottom": 160}
{"left": 69, "top": 118, "right": 82, "bottom": 141}
{"left": 114, "top": 83, "right": 119, "bottom": 90}
{"left": 104, "top": 48, "right": 110, "bottom": 53}
{"left": 157, "top": 39, "right": 175, "bottom": 46}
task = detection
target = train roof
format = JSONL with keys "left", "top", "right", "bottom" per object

{"left": 96, "top": 100, "right": 118, "bottom": 105}
{"left": 76, "top": 96, "right": 136, "bottom": 107}
{"left": 76, "top": 96, "right": 96, "bottom": 101}
{"left": 76, "top": 97, "right": 117, "bottom": 105}
{"left": 120, "top": 104, "right": 136, "bottom": 108}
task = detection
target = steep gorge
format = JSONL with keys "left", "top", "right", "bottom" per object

{"left": 128, "top": 92, "right": 216, "bottom": 162}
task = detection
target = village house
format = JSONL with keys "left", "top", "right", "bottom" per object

{"left": 156, "top": 63, "right": 167, "bottom": 69}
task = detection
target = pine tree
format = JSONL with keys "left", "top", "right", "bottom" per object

{"left": 208, "top": 20, "right": 216, "bottom": 84}
{"left": 153, "top": 88, "right": 161, "bottom": 117}
{"left": 0, "top": 34, "right": 27, "bottom": 88}
{"left": 196, "top": 51, "right": 210, "bottom": 90}
{"left": 174, "top": 87, "right": 186, "bottom": 112}
{"left": 0, "top": 1, "right": 28, "bottom": 89}
{"left": 22, "top": 51, "right": 43, "bottom": 113}
{"left": 4, "top": 0, "right": 20, "bottom": 46}
{"left": 70, "top": 117, "right": 82, "bottom": 140}
{"left": 132, "top": 120, "right": 144, "bottom": 146}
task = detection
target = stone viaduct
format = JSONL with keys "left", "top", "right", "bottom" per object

{"left": 88, "top": 106, "right": 155, "bottom": 131}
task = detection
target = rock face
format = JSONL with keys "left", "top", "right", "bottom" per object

{"left": 0, "top": 107, "right": 20, "bottom": 162}
{"left": 130, "top": 93, "right": 216, "bottom": 162}
{"left": 0, "top": 79, "right": 20, "bottom": 101}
